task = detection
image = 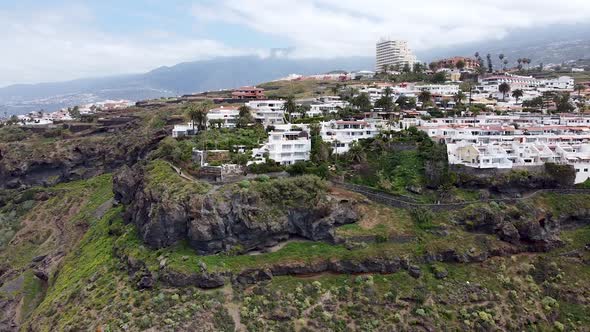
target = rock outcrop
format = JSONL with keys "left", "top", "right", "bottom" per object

{"left": 0, "top": 121, "right": 166, "bottom": 189}
{"left": 452, "top": 163, "right": 576, "bottom": 193}
{"left": 114, "top": 162, "right": 359, "bottom": 255}
{"left": 456, "top": 201, "right": 590, "bottom": 251}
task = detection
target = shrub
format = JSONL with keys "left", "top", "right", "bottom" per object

{"left": 255, "top": 175, "right": 270, "bottom": 182}
{"left": 248, "top": 161, "right": 284, "bottom": 174}
{"left": 410, "top": 207, "right": 434, "bottom": 230}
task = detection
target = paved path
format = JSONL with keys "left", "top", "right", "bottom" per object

{"left": 163, "top": 160, "right": 201, "bottom": 183}
{"left": 333, "top": 181, "right": 590, "bottom": 211}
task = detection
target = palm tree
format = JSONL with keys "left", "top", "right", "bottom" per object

{"left": 237, "top": 105, "right": 254, "bottom": 127}
{"left": 498, "top": 54, "right": 505, "bottom": 70}
{"left": 347, "top": 142, "right": 366, "bottom": 163}
{"left": 512, "top": 89, "right": 524, "bottom": 104}
{"left": 418, "top": 90, "right": 432, "bottom": 107}
{"left": 429, "top": 62, "right": 438, "bottom": 72}
{"left": 499, "top": 82, "right": 511, "bottom": 102}
{"left": 523, "top": 58, "right": 531, "bottom": 70}
{"left": 331, "top": 83, "right": 341, "bottom": 95}
{"left": 282, "top": 95, "right": 297, "bottom": 123}
{"left": 184, "top": 102, "right": 210, "bottom": 131}
{"left": 503, "top": 59, "right": 509, "bottom": 71}
{"left": 486, "top": 54, "right": 493, "bottom": 73}
{"left": 575, "top": 84, "right": 587, "bottom": 97}
{"left": 456, "top": 60, "right": 466, "bottom": 71}
{"left": 454, "top": 91, "right": 466, "bottom": 105}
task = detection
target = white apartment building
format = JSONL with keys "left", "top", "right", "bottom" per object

{"left": 477, "top": 74, "right": 575, "bottom": 93}
{"left": 206, "top": 106, "right": 239, "bottom": 128}
{"left": 251, "top": 127, "right": 311, "bottom": 165}
{"left": 358, "top": 86, "right": 387, "bottom": 103}
{"left": 246, "top": 100, "right": 286, "bottom": 127}
{"left": 415, "top": 84, "right": 460, "bottom": 96}
{"left": 540, "top": 76, "right": 575, "bottom": 91}
{"left": 555, "top": 144, "right": 590, "bottom": 184}
{"left": 320, "top": 120, "right": 381, "bottom": 154}
{"left": 417, "top": 115, "right": 590, "bottom": 184}
{"left": 306, "top": 101, "right": 349, "bottom": 117}
{"left": 172, "top": 123, "right": 197, "bottom": 138}
{"left": 375, "top": 39, "right": 417, "bottom": 73}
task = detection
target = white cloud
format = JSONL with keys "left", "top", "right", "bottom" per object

{"left": 0, "top": 5, "right": 255, "bottom": 87}
{"left": 2, "top": 1, "right": 589, "bottom": 86}
{"left": 191, "top": 0, "right": 590, "bottom": 57}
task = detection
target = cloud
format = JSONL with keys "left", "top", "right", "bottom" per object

{"left": 0, "top": 5, "right": 255, "bottom": 87}
{"left": 190, "top": 0, "right": 590, "bottom": 57}
{"left": 2, "top": 1, "right": 589, "bottom": 86}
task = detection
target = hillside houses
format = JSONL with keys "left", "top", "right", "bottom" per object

{"left": 418, "top": 114, "right": 590, "bottom": 183}
{"left": 251, "top": 125, "right": 311, "bottom": 165}
{"left": 320, "top": 120, "right": 381, "bottom": 154}
{"left": 246, "top": 100, "right": 286, "bottom": 126}
{"left": 206, "top": 106, "right": 239, "bottom": 128}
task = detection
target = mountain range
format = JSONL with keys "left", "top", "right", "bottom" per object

{"left": 1, "top": 24, "right": 589, "bottom": 116}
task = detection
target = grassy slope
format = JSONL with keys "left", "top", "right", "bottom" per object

{"left": 0, "top": 175, "right": 113, "bottom": 325}
{"left": 13, "top": 171, "right": 590, "bottom": 330}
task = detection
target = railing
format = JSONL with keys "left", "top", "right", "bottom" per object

{"left": 332, "top": 181, "right": 590, "bottom": 212}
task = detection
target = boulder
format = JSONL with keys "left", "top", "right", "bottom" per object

{"left": 408, "top": 265, "right": 422, "bottom": 278}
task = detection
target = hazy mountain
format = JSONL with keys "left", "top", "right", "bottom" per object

{"left": 0, "top": 56, "right": 374, "bottom": 115}
{"left": 417, "top": 23, "right": 590, "bottom": 66}
{"left": 1, "top": 24, "right": 589, "bottom": 116}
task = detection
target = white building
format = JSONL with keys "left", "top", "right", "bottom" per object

{"left": 320, "top": 120, "right": 381, "bottom": 154}
{"left": 246, "top": 100, "right": 286, "bottom": 127}
{"left": 555, "top": 144, "right": 590, "bottom": 184}
{"left": 307, "top": 100, "right": 349, "bottom": 117}
{"left": 417, "top": 114, "right": 590, "bottom": 184}
{"left": 477, "top": 74, "right": 575, "bottom": 93}
{"left": 172, "top": 124, "right": 197, "bottom": 138}
{"left": 540, "top": 76, "right": 575, "bottom": 91}
{"left": 252, "top": 126, "right": 311, "bottom": 165}
{"left": 206, "top": 106, "right": 239, "bottom": 128}
{"left": 375, "top": 39, "right": 418, "bottom": 73}
{"left": 415, "top": 84, "right": 460, "bottom": 96}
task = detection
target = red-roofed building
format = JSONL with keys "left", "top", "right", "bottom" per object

{"left": 232, "top": 86, "right": 265, "bottom": 100}
{"left": 436, "top": 56, "right": 480, "bottom": 71}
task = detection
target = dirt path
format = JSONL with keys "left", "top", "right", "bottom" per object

{"left": 221, "top": 284, "right": 246, "bottom": 332}
{"left": 248, "top": 238, "right": 311, "bottom": 256}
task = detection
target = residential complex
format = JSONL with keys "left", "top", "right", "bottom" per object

{"left": 418, "top": 114, "right": 590, "bottom": 184}
{"left": 251, "top": 125, "right": 311, "bottom": 165}
{"left": 246, "top": 100, "right": 286, "bottom": 127}
{"left": 320, "top": 120, "right": 381, "bottom": 154}
{"left": 375, "top": 39, "right": 417, "bottom": 73}
{"left": 476, "top": 74, "right": 575, "bottom": 93}
{"left": 206, "top": 106, "right": 239, "bottom": 128}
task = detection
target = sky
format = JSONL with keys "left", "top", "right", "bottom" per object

{"left": 1, "top": 0, "right": 590, "bottom": 87}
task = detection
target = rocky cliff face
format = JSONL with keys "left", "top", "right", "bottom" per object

{"left": 0, "top": 123, "right": 166, "bottom": 189}
{"left": 114, "top": 163, "right": 359, "bottom": 255}
{"left": 452, "top": 163, "right": 576, "bottom": 193}
{"left": 456, "top": 201, "right": 590, "bottom": 251}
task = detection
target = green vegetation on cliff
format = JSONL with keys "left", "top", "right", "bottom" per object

{"left": 145, "top": 159, "right": 210, "bottom": 199}
{"left": 3, "top": 170, "right": 589, "bottom": 331}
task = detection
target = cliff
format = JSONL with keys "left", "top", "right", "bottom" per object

{"left": 114, "top": 160, "right": 359, "bottom": 254}
{"left": 0, "top": 120, "right": 166, "bottom": 189}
